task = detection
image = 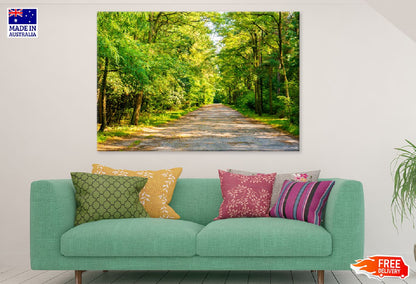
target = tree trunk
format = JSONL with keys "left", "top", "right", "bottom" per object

{"left": 148, "top": 12, "right": 163, "bottom": 43}
{"left": 259, "top": 31, "right": 263, "bottom": 116}
{"left": 277, "top": 12, "right": 292, "bottom": 119}
{"left": 148, "top": 12, "right": 155, "bottom": 43}
{"left": 252, "top": 32, "right": 260, "bottom": 115}
{"left": 130, "top": 90, "right": 144, "bottom": 125}
{"left": 98, "top": 57, "right": 109, "bottom": 132}
{"left": 259, "top": 77, "right": 263, "bottom": 116}
{"left": 278, "top": 12, "right": 290, "bottom": 100}
{"left": 277, "top": 64, "right": 281, "bottom": 96}
{"left": 268, "top": 65, "right": 273, "bottom": 114}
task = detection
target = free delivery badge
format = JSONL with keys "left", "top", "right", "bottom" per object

{"left": 7, "top": 8, "right": 38, "bottom": 38}
{"left": 351, "top": 255, "right": 409, "bottom": 280}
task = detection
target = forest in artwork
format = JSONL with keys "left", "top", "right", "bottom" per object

{"left": 97, "top": 11, "right": 300, "bottom": 150}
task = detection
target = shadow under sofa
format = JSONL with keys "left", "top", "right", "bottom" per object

{"left": 30, "top": 178, "right": 364, "bottom": 284}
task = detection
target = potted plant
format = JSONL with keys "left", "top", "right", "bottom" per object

{"left": 391, "top": 140, "right": 416, "bottom": 259}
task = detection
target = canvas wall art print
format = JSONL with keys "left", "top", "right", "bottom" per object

{"left": 97, "top": 11, "right": 299, "bottom": 151}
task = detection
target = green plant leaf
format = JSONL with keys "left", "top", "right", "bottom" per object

{"left": 391, "top": 140, "right": 416, "bottom": 229}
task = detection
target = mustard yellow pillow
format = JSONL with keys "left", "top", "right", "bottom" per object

{"left": 92, "top": 164, "right": 182, "bottom": 219}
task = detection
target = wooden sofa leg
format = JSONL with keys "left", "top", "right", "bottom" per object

{"left": 317, "top": 270, "right": 324, "bottom": 284}
{"left": 75, "top": 270, "right": 84, "bottom": 284}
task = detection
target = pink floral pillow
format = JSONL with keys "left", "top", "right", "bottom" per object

{"left": 215, "top": 170, "right": 277, "bottom": 220}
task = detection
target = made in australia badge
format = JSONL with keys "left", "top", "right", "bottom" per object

{"left": 8, "top": 8, "right": 38, "bottom": 38}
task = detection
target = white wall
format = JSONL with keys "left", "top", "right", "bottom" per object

{"left": 1, "top": 0, "right": 416, "bottom": 268}
{"left": 365, "top": 0, "right": 416, "bottom": 42}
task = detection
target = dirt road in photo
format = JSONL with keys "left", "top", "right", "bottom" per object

{"left": 98, "top": 104, "right": 299, "bottom": 151}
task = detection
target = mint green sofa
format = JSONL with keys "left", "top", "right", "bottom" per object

{"left": 31, "top": 178, "right": 364, "bottom": 284}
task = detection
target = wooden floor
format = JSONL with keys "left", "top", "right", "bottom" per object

{"left": 0, "top": 267, "right": 415, "bottom": 284}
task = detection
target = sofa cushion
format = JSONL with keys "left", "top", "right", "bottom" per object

{"left": 71, "top": 172, "right": 148, "bottom": 226}
{"left": 215, "top": 170, "right": 276, "bottom": 220}
{"left": 61, "top": 218, "right": 204, "bottom": 257}
{"left": 270, "top": 180, "right": 335, "bottom": 225}
{"left": 92, "top": 164, "right": 183, "bottom": 219}
{"left": 196, "top": 218, "right": 332, "bottom": 257}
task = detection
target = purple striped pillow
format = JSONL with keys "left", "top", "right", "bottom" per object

{"left": 269, "top": 180, "right": 335, "bottom": 225}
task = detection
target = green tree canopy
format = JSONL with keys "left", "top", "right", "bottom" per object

{"left": 97, "top": 11, "right": 299, "bottom": 131}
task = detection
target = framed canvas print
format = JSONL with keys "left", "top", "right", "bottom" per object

{"left": 97, "top": 11, "right": 299, "bottom": 151}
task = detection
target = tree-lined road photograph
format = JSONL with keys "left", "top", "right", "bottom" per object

{"left": 97, "top": 12, "right": 299, "bottom": 151}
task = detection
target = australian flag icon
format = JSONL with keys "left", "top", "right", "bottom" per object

{"left": 8, "top": 9, "right": 37, "bottom": 25}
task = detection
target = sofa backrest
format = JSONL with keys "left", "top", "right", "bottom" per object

{"left": 170, "top": 178, "right": 222, "bottom": 225}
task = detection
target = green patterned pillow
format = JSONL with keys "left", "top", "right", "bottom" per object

{"left": 71, "top": 172, "right": 149, "bottom": 226}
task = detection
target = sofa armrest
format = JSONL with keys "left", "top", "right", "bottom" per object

{"left": 322, "top": 178, "right": 364, "bottom": 264}
{"left": 30, "top": 179, "right": 76, "bottom": 269}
